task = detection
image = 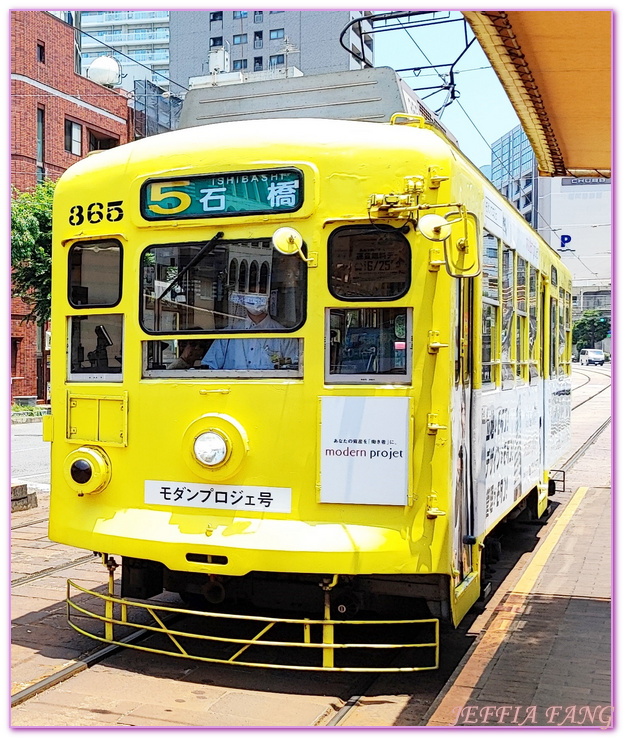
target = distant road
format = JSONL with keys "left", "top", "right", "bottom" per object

{"left": 11, "top": 422, "right": 50, "bottom": 489}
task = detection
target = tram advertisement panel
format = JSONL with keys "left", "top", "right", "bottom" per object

{"left": 319, "top": 396, "right": 410, "bottom": 505}
{"left": 472, "top": 386, "right": 542, "bottom": 535}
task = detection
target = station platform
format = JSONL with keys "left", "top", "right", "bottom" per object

{"left": 424, "top": 425, "right": 612, "bottom": 728}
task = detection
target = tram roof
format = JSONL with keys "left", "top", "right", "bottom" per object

{"left": 463, "top": 11, "right": 611, "bottom": 178}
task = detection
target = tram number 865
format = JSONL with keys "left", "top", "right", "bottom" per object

{"left": 69, "top": 201, "right": 124, "bottom": 226}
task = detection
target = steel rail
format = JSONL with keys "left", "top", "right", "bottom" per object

{"left": 10, "top": 621, "right": 180, "bottom": 708}
{"left": 11, "top": 553, "right": 97, "bottom": 588}
{"left": 11, "top": 516, "right": 49, "bottom": 530}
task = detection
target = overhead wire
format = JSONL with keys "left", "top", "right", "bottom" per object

{"left": 387, "top": 12, "right": 606, "bottom": 270}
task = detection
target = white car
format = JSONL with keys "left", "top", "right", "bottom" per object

{"left": 579, "top": 348, "right": 605, "bottom": 366}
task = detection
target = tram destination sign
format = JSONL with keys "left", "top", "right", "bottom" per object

{"left": 141, "top": 168, "right": 303, "bottom": 220}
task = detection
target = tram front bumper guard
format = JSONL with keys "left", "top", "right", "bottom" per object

{"left": 66, "top": 578, "right": 439, "bottom": 673}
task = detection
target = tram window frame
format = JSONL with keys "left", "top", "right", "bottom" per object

{"left": 558, "top": 288, "right": 567, "bottom": 376}
{"left": 481, "top": 231, "right": 500, "bottom": 387}
{"left": 327, "top": 225, "right": 411, "bottom": 301}
{"left": 139, "top": 238, "right": 307, "bottom": 336}
{"left": 549, "top": 296, "right": 557, "bottom": 379}
{"left": 67, "top": 314, "right": 124, "bottom": 382}
{"left": 68, "top": 239, "right": 123, "bottom": 308}
{"left": 516, "top": 256, "right": 527, "bottom": 384}
{"left": 528, "top": 265, "right": 539, "bottom": 381}
{"left": 500, "top": 244, "right": 515, "bottom": 389}
{"left": 325, "top": 307, "right": 412, "bottom": 385}
{"left": 564, "top": 289, "right": 572, "bottom": 375}
{"left": 141, "top": 336, "right": 303, "bottom": 379}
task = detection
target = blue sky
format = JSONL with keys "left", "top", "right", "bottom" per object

{"left": 372, "top": 11, "right": 521, "bottom": 169}
{"left": 4, "top": 5, "right": 521, "bottom": 171}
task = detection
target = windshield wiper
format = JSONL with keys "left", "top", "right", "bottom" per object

{"left": 156, "top": 230, "right": 224, "bottom": 304}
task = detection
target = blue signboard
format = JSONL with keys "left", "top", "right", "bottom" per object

{"left": 141, "top": 169, "right": 303, "bottom": 220}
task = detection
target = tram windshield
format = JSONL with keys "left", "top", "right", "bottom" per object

{"left": 140, "top": 237, "right": 306, "bottom": 376}
{"left": 140, "top": 237, "right": 306, "bottom": 333}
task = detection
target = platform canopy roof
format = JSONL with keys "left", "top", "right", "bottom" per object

{"left": 463, "top": 10, "right": 611, "bottom": 178}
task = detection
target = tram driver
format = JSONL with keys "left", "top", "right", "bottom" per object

{"left": 200, "top": 294, "right": 298, "bottom": 370}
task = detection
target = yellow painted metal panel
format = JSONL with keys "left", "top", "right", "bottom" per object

{"left": 98, "top": 394, "right": 128, "bottom": 446}
{"left": 67, "top": 395, "right": 98, "bottom": 443}
{"left": 66, "top": 392, "right": 128, "bottom": 446}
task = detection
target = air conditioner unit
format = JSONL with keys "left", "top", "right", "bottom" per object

{"left": 208, "top": 49, "right": 230, "bottom": 73}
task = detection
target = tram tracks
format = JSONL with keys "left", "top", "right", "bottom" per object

{"left": 11, "top": 376, "right": 612, "bottom": 725}
{"left": 11, "top": 552, "right": 98, "bottom": 588}
{"left": 327, "top": 382, "right": 612, "bottom": 727}
{"left": 571, "top": 369, "right": 611, "bottom": 411}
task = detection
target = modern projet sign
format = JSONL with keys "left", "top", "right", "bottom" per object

{"left": 319, "top": 396, "right": 410, "bottom": 505}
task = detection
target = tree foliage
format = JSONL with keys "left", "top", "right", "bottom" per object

{"left": 10, "top": 179, "right": 56, "bottom": 323}
{"left": 572, "top": 309, "right": 610, "bottom": 351}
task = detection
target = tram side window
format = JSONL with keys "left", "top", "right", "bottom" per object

{"left": 328, "top": 225, "right": 410, "bottom": 299}
{"left": 564, "top": 290, "right": 572, "bottom": 374}
{"left": 549, "top": 297, "right": 557, "bottom": 379}
{"left": 501, "top": 245, "right": 515, "bottom": 388}
{"left": 481, "top": 232, "right": 499, "bottom": 386}
{"left": 528, "top": 266, "right": 539, "bottom": 380}
{"left": 68, "top": 240, "right": 122, "bottom": 307}
{"left": 516, "top": 256, "right": 527, "bottom": 384}
{"left": 68, "top": 314, "right": 123, "bottom": 381}
{"left": 326, "top": 308, "right": 411, "bottom": 384}
{"left": 558, "top": 289, "right": 567, "bottom": 375}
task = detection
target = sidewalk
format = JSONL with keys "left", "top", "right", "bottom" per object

{"left": 425, "top": 427, "right": 612, "bottom": 728}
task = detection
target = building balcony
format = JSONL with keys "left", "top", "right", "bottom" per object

{"left": 82, "top": 31, "right": 169, "bottom": 47}
{"left": 81, "top": 11, "right": 169, "bottom": 26}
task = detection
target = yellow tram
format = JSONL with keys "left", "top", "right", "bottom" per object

{"left": 44, "top": 114, "right": 572, "bottom": 671}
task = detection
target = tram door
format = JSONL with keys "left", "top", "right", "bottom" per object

{"left": 453, "top": 279, "right": 474, "bottom": 583}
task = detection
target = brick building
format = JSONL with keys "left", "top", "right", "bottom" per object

{"left": 10, "top": 10, "right": 132, "bottom": 402}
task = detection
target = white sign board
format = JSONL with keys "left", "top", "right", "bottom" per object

{"left": 320, "top": 396, "right": 410, "bottom": 505}
{"left": 145, "top": 480, "right": 291, "bottom": 514}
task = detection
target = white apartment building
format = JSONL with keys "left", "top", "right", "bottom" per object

{"left": 80, "top": 10, "right": 171, "bottom": 91}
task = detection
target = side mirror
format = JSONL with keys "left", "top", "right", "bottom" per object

{"left": 417, "top": 209, "right": 480, "bottom": 278}
{"left": 272, "top": 227, "right": 312, "bottom": 264}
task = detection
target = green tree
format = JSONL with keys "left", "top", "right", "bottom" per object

{"left": 572, "top": 309, "right": 610, "bottom": 352}
{"left": 10, "top": 179, "right": 56, "bottom": 323}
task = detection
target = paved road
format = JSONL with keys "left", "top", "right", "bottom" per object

{"left": 11, "top": 421, "right": 50, "bottom": 490}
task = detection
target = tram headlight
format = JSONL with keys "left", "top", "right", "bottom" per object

{"left": 193, "top": 431, "right": 229, "bottom": 467}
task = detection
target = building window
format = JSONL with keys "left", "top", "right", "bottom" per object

{"left": 11, "top": 338, "right": 20, "bottom": 376}
{"left": 254, "top": 56, "right": 263, "bottom": 71}
{"left": 210, "top": 37, "right": 223, "bottom": 48}
{"left": 233, "top": 34, "right": 247, "bottom": 45}
{"left": 36, "top": 107, "right": 45, "bottom": 183}
{"left": 88, "top": 130, "right": 118, "bottom": 152}
{"left": 254, "top": 11, "right": 263, "bottom": 23}
{"left": 232, "top": 59, "right": 247, "bottom": 71}
{"left": 209, "top": 12, "right": 222, "bottom": 22}
{"left": 64, "top": 120, "right": 82, "bottom": 156}
{"left": 233, "top": 11, "right": 248, "bottom": 19}
{"left": 254, "top": 31, "right": 263, "bottom": 48}
{"left": 37, "top": 42, "right": 45, "bottom": 63}
{"left": 269, "top": 54, "right": 285, "bottom": 67}
{"left": 270, "top": 28, "right": 285, "bottom": 40}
